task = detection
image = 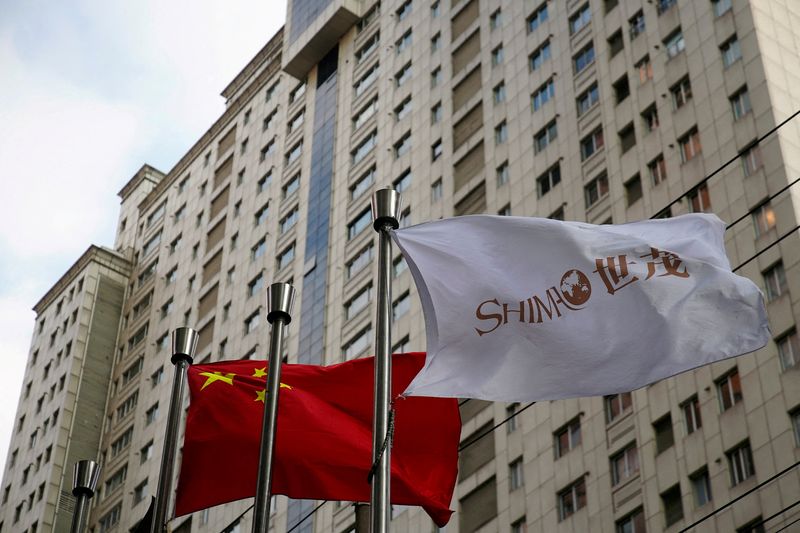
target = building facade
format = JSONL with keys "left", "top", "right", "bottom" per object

{"left": 2, "top": 0, "right": 800, "bottom": 532}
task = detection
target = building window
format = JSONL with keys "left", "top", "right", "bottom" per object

{"left": 490, "top": 9, "right": 502, "bottom": 30}
{"left": 431, "top": 102, "right": 442, "bottom": 124}
{"left": 531, "top": 78, "right": 555, "bottom": 110}
{"left": 511, "top": 517, "right": 527, "bottom": 533}
{"left": 791, "top": 408, "right": 800, "bottom": 446}
{"left": 347, "top": 245, "right": 373, "bottom": 279}
{"left": 534, "top": 120, "right": 557, "bottom": 153}
{"left": 576, "top": 83, "right": 599, "bottom": 116}
{"left": 351, "top": 166, "right": 375, "bottom": 201}
{"left": 682, "top": 395, "right": 702, "bottom": 434}
{"left": 495, "top": 121, "right": 508, "bottom": 145}
{"left": 344, "top": 326, "right": 372, "bottom": 360}
{"left": 394, "top": 132, "right": 412, "bottom": 158}
{"left": 619, "top": 123, "right": 636, "bottom": 153}
{"left": 493, "top": 82, "right": 507, "bottom": 104}
{"left": 671, "top": 77, "right": 693, "bottom": 109}
{"left": 625, "top": 174, "right": 642, "bottom": 206}
{"left": 608, "top": 30, "right": 624, "bottom": 58}
{"left": 527, "top": 3, "right": 549, "bottom": 33}
{"left": 263, "top": 110, "right": 276, "bottom": 131}
{"left": 244, "top": 311, "right": 260, "bottom": 334}
{"left": 395, "top": 30, "right": 412, "bottom": 55}
{"left": 742, "top": 144, "right": 763, "bottom": 176}
{"left": 580, "top": 128, "right": 604, "bottom": 161}
{"left": 496, "top": 161, "right": 510, "bottom": 186}
{"left": 285, "top": 141, "right": 303, "bottom": 165}
{"left": 280, "top": 207, "right": 299, "bottom": 234}
{"left": 649, "top": 154, "right": 667, "bottom": 185}
{"left": 679, "top": 128, "right": 702, "bottom": 163}
{"left": 713, "top": 0, "right": 732, "bottom": 17}
{"left": 354, "top": 63, "right": 379, "bottom": 96}
{"left": 257, "top": 172, "right": 272, "bottom": 193}
{"left": 613, "top": 75, "right": 630, "bottom": 104}
{"left": 392, "top": 292, "right": 410, "bottom": 321}
{"left": 509, "top": 457, "right": 524, "bottom": 491}
{"left": 288, "top": 109, "right": 305, "bottom": 134}
{"left": 653, "top": 414, "right": 675, "bottom": 454}
{"left": 629, "top": 10, "right": 645, "bottom": 39}
{"left": 288, "top": 80, "right": 306, "bottom": 104}
{"left": 430, "top": 66, "right": 442, "bottom": 88}
{"left": 431, "top": 179, "right": 443, "bottom": 202}
{"left": 355, "top": 32, "right": 379, "bottom": 64}
{"left": 348, "top": 209, "right": 371, "bottom": 241}
{"left": 642, "top": 105, "right": 659, "bottom": 132}
{"left": 396, "top": 0, "right": 411, "bottom": 21}
{"left": 352, "top": 130, "right": 377, "bottom": 164}
{"left": 393, "top": 255, "right": 408, "bottom": 278}
{"left": 611, "top": 443, "right": 639, "bottom": 486}
{"left": 394, "top": 97, "right": 412, "bottom": 122}
{"left": 664, "top": 29, "right": 685, "bottom": 58}
{"left": 277, "top": 243, "right": 295, "bottom": 271}
{"left": 557, "top": 477, "right": 587, "bottom": 521}
{"left": 498, "top": 204, "right": 511, "bottom": 216}
{"left": 99, "top": 503, "right": 122, "bottom": 533}
{"left": 777, "top": 329, "right": 799, "bottom": 371}
{"left": 688, "top": 183, "right": 711, "bottom": 213}
{"left": 657, "top": 0, "right": 678, "bottom": 15}
{"left": 529, "top": 40, "right": 552, "bottom": 71}
{"left": 251, "top": 238, "right": 266, "bottom": 261}
{"left": 395, "top": 62, "right": 412, "bottom": 87}
{"left": 737, "top": 517, "right": 766, "bottom": 533}
{"left": 569, "top": 4, "right": 591, "bottom": 35}
{"left": 691, "top": 468, "right": 712, "bottom": 507}
{"left": 605, "top": 392, "right": 632, "bottom": 423}
{"left": 721, "top": 35, "right": 742, "bottom": 67}
{"left": 554, "top": 418, "right": 581, "bottom": 458}
{"left": 133, "top": 479, "right": 148, "bottom": 505}
{"left": 727, "top": 441, "right": 755, "bottom": 485}
{"left": 585, "top": 173, "right": 609, "bottom": 209}
{"left": 145, "top": 403, "right": 159, "bottom": 425}
{"left": 616, "top": 508, "right": 645, "bottom": 533}
{"left": 717, "top": 369, "right": 743, "bottom": 411}
{"left": 432, "top": 140, "right": 443, "bottom": 161}
{"left": 393, "top": 169, "right": 412, "bottom": 194}
{"left": 573, "top": 43, "right": 595, "bottom": 74}
{"left": 345, "top": 284, "right": 372, "bottom": 320}
{"left": 491, "top": 44, "right": 504, "bottom": 67}
{"left": 247, "top": 274, "right": 264, "bottom": 298}
{"left": 763, "top": 261, "right": 788, "bottom": 302}
{"left": 730, "top": 86, "right": 752, "bottom": 120}
{"left": 431, "top": 32, "right": 441, "bottom": 52}
{"left": 661, "top": 484, "right": 684, "bottom": 527}
{"left": 604, "top": 0, "right": 619, "bottom": 13}
{"left": 431, "top": 1, "right": 440, "bottom": 17}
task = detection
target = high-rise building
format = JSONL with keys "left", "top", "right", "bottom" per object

{"left": 2, "top": 0, "right": 799, "bottom": 532}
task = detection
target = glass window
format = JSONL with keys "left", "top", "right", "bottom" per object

{"left": 721, "top": 35, "right": 742, "bottom": 67}
{"left": 679, "top": 128, "right": 702, "bottom": 163}
{"left": 537, "top": 163, "right": 561, "bottom": 197}
{"left": 576, "top": 83, "right": 599, "bottom": 116}
{"left": 277, "top": 242, "right": 295, "bottom": 270}
{"left": 742, "top": 144, "right": 763, "bottom": 176}
{"left": 731, "top": 86, "right": 752, "bottom": 120}
{"left": 727, "top": 441, "right": 755, "bottom": 485}
{"left": 569, "top": 4, "right": 591, "bottom": 35}
{"left": 355, "top": 32, "right": 379, "bottom": 64}
{"left": 664, "top": 29, "right": 685, "bottom": 59}
{"left": 580, "top": 128, "right": 604, "bottom": 161}
{"left": 629, "top": 11, "right": 645, "bottom": 39}
{"left": 554, "top": 418, "right": 581, "bottom": 458}
{"left": 573, "top": 43, "right": 595, "bottom": 74}
{"left": 495, "top": 121, "right": 509, "bottom": 145}
{"left": 557, "top": 477, "right": 587, "bottom": 520}
{"left": 610, "top": 444, "right": 639, "bottom": 485}
{"left": 394, "top": 132, "right": 411, "bottom": 157}
{"left": 347, "top": 245, "right": 373, "bottom": 279}
{"left": 687, "top": 183, "right": 711, "bottom": 213}
{"left": 691, "top": 468, "right": 712, "bottom": 507}
{"left": 431, "top": 179, "right": 443, "bottom": 202}
{"left": 777, "top": 329, "right": 799, "bottom": 371}
{"left": 496, "top": 161, "right": 510, "bottom": 186}
{"left": 534, "top": 120, "right": 558, "bottom": 153}
{"left": 682, "top": 395, "right": 702, "bottom": 434}
{"left": 529, "top": 40, "right": 551, "bottom": 71}
{"left": 527, "top": 3, "right": 549, "bottom": 33}
{"left": 616, "top": 508, "right": 645, "bottom": 533}
{"left": 351, "top": 166, "right": 376, "bottom": 201}
{"left": 392, "top": 292, "right": 410, "bottom": 321}
{"left": 354, "top": 63, "right": 380, "bottom": 97}
{"left": 605, "top": 392, "right": 632, "bottom": 423}
{"left": 661, "top": 485, "right": 684, "bottom": 527}
{"left": 509, "top": 457, "right": 524, "bottom": 491}
{"left": 653, "top": 414, "right": 675, "bottom": 454}
{"left": 532, "top": 78, "right": 555, "bottom": 111}
{"left": 345, "top": 284, "right": 372, "bottom": 320}
{"left": 348, "top": 208, "right": 372, "bottom": 240}
{"left": 717, "top": 369, "right": 743, "bottom": 411}
{"left": 763, "top": 261, "right": 787, "bottom": 301}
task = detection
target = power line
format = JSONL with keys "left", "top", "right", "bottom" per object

{"left": 772, "top": 514, "right": 800, "bottom": 533}
{"left": 725, "top": 176, "right": 800, "bottom": 231}
{"left": 459, "top": 402, "right": 536, "bottom": 452}
{"left": 752, "top": 498, "right": 800, "bottom": 531}
{"left": 733, "top": 224, "right": 800, "bottom": 272}
{"left": 678, "top": 459, "right": 800, "bottom": 532}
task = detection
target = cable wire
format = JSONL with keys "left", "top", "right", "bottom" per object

{"left": 733, "top": 224, "right": 800, "bottom": 272}
{"left": 459, "top": 402, "right": 536, "bottom": 451}
{"left": 752, "top": 498, "right": 800, "bottom": 531}
{"left": 772, "top": 514, "right": 800, "bottom": 533}
{"left": 725, "top": 176, "right": 800, "bottom": 231}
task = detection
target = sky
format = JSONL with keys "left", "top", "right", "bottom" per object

{"left": 0, "top": 0, "right": 287, "bottom": 467}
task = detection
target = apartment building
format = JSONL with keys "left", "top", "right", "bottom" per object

{"left": 2, "top": 0, "right": 799, "bottom": 532}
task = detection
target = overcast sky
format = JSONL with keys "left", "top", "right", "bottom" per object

{"left": 0, "top": 0, "right": 287, "bottom": 466}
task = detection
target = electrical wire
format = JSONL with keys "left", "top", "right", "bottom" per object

{"left": 733, "top": 224, "right": 800, "bottom": 272}
{"left": 772, "top": 514, "right": 800, "bottom": 533}
{"left": 752, "top": 499, "right": 800, "bottom": 531}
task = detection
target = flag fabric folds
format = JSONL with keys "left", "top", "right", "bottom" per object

{"left": 174, "top": 352, "right": 459, "bottom": 526}
{"left": 392, "top": 213, "right": 770, "bottom": 402}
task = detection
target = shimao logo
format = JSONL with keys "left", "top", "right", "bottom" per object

{"left": 474, "top": 246, "right": 691, "bottom": 336}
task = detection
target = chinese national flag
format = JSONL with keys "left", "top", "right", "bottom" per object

{"left": 174, "top": 352, "right": 459, "bottom": 526}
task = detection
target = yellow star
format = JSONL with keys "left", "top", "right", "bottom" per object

{"left": 254, "top": 383, "right": 294, "bottom": 402}
{"left": 253, "top": 367, "right": 267, "bottom": 378}
{"left": 199, "top": 372, "right": 235, "bottom": 390}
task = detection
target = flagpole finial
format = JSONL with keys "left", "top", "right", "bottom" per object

{"left": 266, "top": 282, "right": 296, "bottom": 325}
{"left": 72, "top": 460, "right": 101, "bottom": 497}
{"left": 371, "top": 187, "right": 401, "bottom": 230}
{"left": 171, "top": 327, "right": 199, "bottom": 365}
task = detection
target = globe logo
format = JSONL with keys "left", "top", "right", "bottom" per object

{"left": 560, "top": 269, "right": 592, "bottom": 306}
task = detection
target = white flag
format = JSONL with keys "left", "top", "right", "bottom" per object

{"left": 392, "top": 214, "right": 769, "bottom": 402}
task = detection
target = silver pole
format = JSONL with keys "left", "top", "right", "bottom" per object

{"left": 151, "top": 327, "right": 199, "bottom": 533}
{"left": 252, "top": 282, "right": 296, "bottom": 533}
{"left": 369, "top": 188, "right": 401, "bottom": 533}
{"left": 69, "top": 460, "right": 101, "bottom": 533}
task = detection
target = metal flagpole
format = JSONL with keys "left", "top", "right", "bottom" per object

{"left": 252, "top": 282, "right": 296, "bottom": 533}
{"left": 69, "top": 460, "right": 101, "bottom": 533}
{"left": 151, "top": 327, "right": 199, "bottom": 533}
{"left": 369, "top": 187, "right": 401, "bottom": 533}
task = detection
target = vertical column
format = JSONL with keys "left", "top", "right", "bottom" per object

{"left": 69, "top": 460, "right": 101, "bottom": 533}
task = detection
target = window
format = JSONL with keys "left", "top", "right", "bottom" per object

{"left": 511, "top": 517, "right": 527, "bottom": 533}
{"left": 394, "top": 132, "right": 411, "bottom": 157}
{"left": 105, "top": 464, "right": 128, "bottom": 495}
{"left": 573, "top": 43, "right": 595, "bottom": 74}
{"left": 642, "top": 105, "right": 659, "bottom": 132}
{"left": 393, "top": 255, "right": 408, "bottom": 278}
{"left": 682, "top": 395, "right": 702, "bottom": 434}
{"left": 604, "top": 0, "right": 619, "bottom": 12}
{"left": 240, "top": 138, "right": 249, "bottom": 155}
{"left": 122, "top": 358, "right": 143, "bottom": 385}
{"left": 347, "top": 245, "right": 373, "bottom": 279}
{"left": 721, "top": 35, "right": 742, "bottom": 67}
{"left": 345, "top": 284, "right": 372, "bottom": 320}
{"left": 679, "top": 128, "right": 702, "bottom": 163}
{"left": 395, "top": 62, "right": 412, "bottom": 87}
{"left": 529, "top": 40, "right": 551, "bottom": 71}
{"left": 608, "top": 30, "right": 624, "bottom": 58}
{"left": 344, "top": 326, "right": 372, "bottom": 360}
{"left": 619, "top": 123, "right": 636, "bottom": 153}
{"left": 777, "top": 330, "right": 799, "bottom": 370}
{"left": 648, "top": 155, "right": 667, "bottom": 185}
{"left": 496, "top": 161, "right": 509, "bottom": 186}
{"left": 661, "top": 484, "right": 684, "bottom": 527}
{"left": 99, "top": 503, "right": 122, "bottom": 533}
{"left": 493, "top": 82, "right": 507, "bottom": 104}
{"left": 247, "top": 274, "right": 264, "bottom": 298}
{"left": 395, "top": 97, "right": 412, "bottom": 121}
{"left": 737, "top": 517, "right": 766, "bottom": 533}
{"left": 431, "top": 102, "right": 442, "bottom": 124}
{"left": 111, "top": 427, "right": 134, "bottom": 457}
{"left": 569, "top": 4, "right": 591, "bottom": 35}
{"left": 613, "top": 75, "right": 630, "bottom": 104}
{"left": 141, "top": 231, "right": 162, "bottom": 257}
{"left": 688, "top": 183, "right": 711, "bottom": 213}
{"left": 557, "top": 477, "right": 586, "bottom": 520}
{"left": 730, "top": 86, "right": 752, "bottom": 120}
{"left": 393, "top": 170, "right": 411, "bottom": 194}
{"left": 527, "top": 3, "right": 549, "bottom": 33}
{"left": 260, "top": 140, "right": 275, "bottom": 162}
{"left": 625, "top": 174, "right": 642, "bottom": 206}
{"left": 351, "top": 166, "right": 375, "bottom": 201}
{"left": 713, "top": 0, "right": 732, "bottom": 17}
{"left": 432, "top": 140, "right": 443, "bottom": 161}
{"left": 357, "top": 2, "right": 379, "bottom": 31}
{"left": 498, "top": 204, "right": 511, "bottom": 216}
{"left": 392, "top": 292, "right": 410, "bottom": 321}
{"left": 280, "top": 207, "right": 299, "bottom": 234}
{"left": 792, "top": 408, "right": 800, "bottom": 446}
{"left": 717, "top": 369, "right": 743, "bottom": 411}
{"left": 576, "top": 83, "right": 599, "bottom": 116}
{"left": 532, "top": 78, "right": 555, "bottom": 110}
{"left": 431, "top": 32, "right": 441, "bottom": 52}
{"left": 426, "top": 178, "right": 444, "bottom": 205}
{"left": 257, "top": 172, "right": 272, "bottom": 193}
{"left": 495, "top": 121, "right": 509, "bottom": 145}
{"left": 244, "top": 311, "right": 260, "bottom": 334}
{"left": 611, "top": 443, "right": 639, "bottom": 485}
{"left": 288, "top": 109, "right": 305, "bottom": 134}
{"left": 151, "top": 367, "right": 164, "bottom": 388}
{"left": 491, "top": 44, "right": 504, "bottom": 67}
{"left": 605, "top": 392, "right": 632, "bottom": 423}
{"left": 396, "top": 30, "right": 412, "bottom": 54}
{"left": 490, "top": 9, "right": 502, "bottom": 31}
{"left": 277, "top": 243, "right": 295, "bottom": 270}
{"left": 145, "top": 403, "right": 159, "bottom": 425}
{"left": 636, "top": 55, "right": 653, "bottom": 84}
{"left": 289, "top": 80, "right": 306, "bottom": 104}
{"left": 727, "top": 441, "right": 755, "bottom": 485}
{"left": 763, "top": 261, "right": 788, "bottom": 301}
{"left": 691, "top": 468, "right": 712, "bottom": 507}
{"left": 653, "top": 414, "right": 674, "bottom": 453}
{"left": 396, "top": 0, "right": 411, "bottom": 20}
{"left": 664, "top": 29, "right": 685, "bottom": 59}
{"left": 657, "top": 0, "right": 678, "bottom": 15}
{"left": 263, "top": 110, "right": 276, "bottom": 132}
{"left": 431, "top": 1, "right": 440, "bottom": 18}
{"left": 285, "top": 141, "right": 303, "bottom": 165}
{"left": 251, "top": 238, "right": 267, "bottom": 261}
{"left": 355, "top": 32, "right": 379, "bottom": 64}
{"left": 134, "top": 479, "right": 148, "bottom": 504}
{"left": 146, "top": 202, "right": 166, "bottom": 228}
{"left": 671, "top": 77, "right": 693, "bottom": 109}
{"left": 283, "top": 173, "right": 300, "bottom": 198}
{"left": 430, "top": 66, "right": 442, "bottom": 88}
{"left": 742, "top": 144, "right": 763, "bottom": 176}
{"left": 509, "top": 458, "right": 524, "bottom": 491}
{"left": 348, "top": 209, "right": 372, "bottom": 240}
{"left": 534, "top": 120, "right": 557, "bottom": 153}
{"left": 555, "top": 418, "right": 581, "bottom": 458}
{"left": 629, "top": 10, "right": 645, "bottom": 39}
{"left": 354, "top": 63, "right": 379, "bottom": 97}
{"left": 580, "top": 128, "right": 604, "bottom": 161}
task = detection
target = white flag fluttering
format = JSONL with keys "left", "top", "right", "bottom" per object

{"left": 392, "top": 214, "right": 769, "bottom": 402}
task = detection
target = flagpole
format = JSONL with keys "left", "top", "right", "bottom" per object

{"left": 252, "top": 282, "right": 296, "bottom": 533}
{"left": 151, "top": 327, "right": 199, "bottom": 533}
{"left": 69, "top": 459, "right": 100, "bottom": 533}
{"left": 370, "top": 187, "right": 401, "bottom": 533}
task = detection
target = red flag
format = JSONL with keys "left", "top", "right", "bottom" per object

{"left": 174, "top": 352, "right": 459, "bottom": 526}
